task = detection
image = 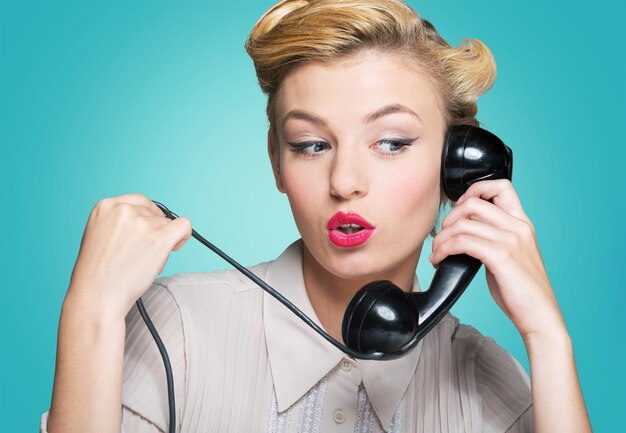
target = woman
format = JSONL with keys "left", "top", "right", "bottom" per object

{"left": 43, "top": 0, "right": 592, "bottom": 432}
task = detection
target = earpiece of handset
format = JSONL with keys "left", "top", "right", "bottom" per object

{"left": 341, "top": 125, "right": 513, "bottom": 360}
{"left": 441, "top": 124, "right": 513, "bottom": 201}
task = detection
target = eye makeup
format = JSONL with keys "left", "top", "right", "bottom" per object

{"left": 286, "top": 140, "right": 330, "bottom": 156}
{"left": 374, "top": 137, "right": 418, "bottom": 156}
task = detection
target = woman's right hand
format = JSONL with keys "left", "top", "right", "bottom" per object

{"left": 65, "top": 193, "right": 192, "bottom": 320}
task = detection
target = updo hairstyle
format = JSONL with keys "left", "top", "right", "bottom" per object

{"left": 245, "top": 0, "right": 497, "bottom": 235}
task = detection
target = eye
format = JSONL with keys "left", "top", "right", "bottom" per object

{"left": 375, "top": 138, "right": 418, "bottom": 155}
{"left": 287, "top": 140, "right": 330, "bottom": 156}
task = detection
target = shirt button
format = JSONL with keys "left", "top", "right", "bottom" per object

{"left": 333, "top": 409, "right": 346, "bottom": 424}
{"left": 340, "top": 359, "right": 352, "bottom": 371}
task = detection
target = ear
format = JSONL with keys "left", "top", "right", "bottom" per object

{"left": 267, "top": 130, "right": 286, "bottom": 193}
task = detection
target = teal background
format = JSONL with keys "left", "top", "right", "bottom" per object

{"left": 1, "top": 0, "right": 624, "bottom": 431}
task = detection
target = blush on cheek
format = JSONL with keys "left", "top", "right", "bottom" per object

{"left": 283, "top": 172, "right": 309, "bottom": 207}
{"left": 283, "top": 174, "right": 317, "bottom": 231}
{"left": 392, "top": 169, "right": 441, "bottom": 222}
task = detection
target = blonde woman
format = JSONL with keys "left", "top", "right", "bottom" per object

{"left": 43, "top": 1, "right": 592, "bottom": 432}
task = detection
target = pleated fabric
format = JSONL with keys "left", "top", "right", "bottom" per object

{"left": 40, "top": 244, "right": 533, "bottom": 433}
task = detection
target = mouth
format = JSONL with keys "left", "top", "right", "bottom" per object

{"left": 327, "top": 212, "right": 375, "bottom": 248}
{"left": 336, "top": 224, "right": 366, "bottom": 235}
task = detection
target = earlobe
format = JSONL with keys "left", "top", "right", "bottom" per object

{"left": 267, "top": 130, "right": 286, "bottom": 193}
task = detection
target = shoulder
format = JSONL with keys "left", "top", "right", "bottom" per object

{"left": 128, "top": 257, "right": 273, "bottom": 349}
{"left": 446, "top": 316, "right": 533, "bottom": 432}
{"left": 121, "top": 258, "right": 272, "bottom": 431}
{"left": 448, "top": 318, "right": 530, "bottom": 394}
{"left": 405, "top": 315, "right": 533, "bottom": 431}
{"left": 124, "top": 258, "right": 271, "bottom": 353}
{"left": 431, "top": 313, "right": 529, "bottom": 385}
{"left": 156, "top": 259, "right": 272, "bottom": 296}
{"left": 147, "top": 259, "right": 272, "bottom": 312}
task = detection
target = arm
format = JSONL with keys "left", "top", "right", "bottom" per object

{"left": 45, "top": 283, "right": 185, "bottom": 433}
{"left": 47, "top": 290, "right": 126, "bottom": 433}
{"left": 430, "top": 179, "right": 592, "bottom": 433}
{"left": 523, "top": 327, "right": 591, "bottom": 432}
{"left": 45, "top": 193, "right": 192, "bottom": 433}
{"left": 43, "top": 398, "right": 165, "bottom": 433}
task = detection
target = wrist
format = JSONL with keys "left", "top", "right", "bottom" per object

{"left": 522, "top": 324, "right": 572, "bottom": 358}
{"left": 63, "top": 284, "right": 129, "bottom": 325}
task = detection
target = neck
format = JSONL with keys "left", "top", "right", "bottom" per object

{"left": 301, "top": 242, "right": 423, "bottom": 343}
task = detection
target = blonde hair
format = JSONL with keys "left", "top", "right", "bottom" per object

{"left": 244, "top": 0, "right": 497, "bottom": 235}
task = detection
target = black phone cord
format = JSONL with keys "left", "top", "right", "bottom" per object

{"left": 134, "top": 200, "right": 385, "bottom": 433}
{"left": 135, "top": 297, "right": 176, "bottom": 433}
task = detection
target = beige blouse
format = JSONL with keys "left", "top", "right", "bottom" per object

{"left": 41, "top": 239, "right": 533, "bottom": 433}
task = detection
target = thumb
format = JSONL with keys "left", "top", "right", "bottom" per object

{"left": 161, "top": 216, "right": 193, "bottom": 252}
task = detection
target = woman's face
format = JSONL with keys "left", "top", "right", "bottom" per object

{"left": 269, "top": 50, "right": 446, "bottom": 283}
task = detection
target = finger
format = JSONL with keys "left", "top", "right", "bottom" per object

{"left": 158, "top": 216, "right": 193, "bottom": 252}
{"left": 98, "top": 202, "right": 166, "bottom": 228}
{"left": 457, "top": 179, "right": 529, "bottom": 223}
{"left": 429, "top": 232, "right": 506, "bottom": 270}
{"left": 431, "top": 218, "right": 508, "bottom": 261}
{"left": 141, "top": 214, "right": 177, "bottom": 227}
{"left": 442, "top": 196, "right": 522, "bottom": 232}
{"left": 106, "top": 193, "right": 165, "bottom": 217}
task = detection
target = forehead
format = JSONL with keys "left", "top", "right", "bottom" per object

{"left": 276, "top": 50, "right": 445, "bottom": 130}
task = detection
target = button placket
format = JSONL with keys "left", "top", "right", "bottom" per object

{"left": 340, "top": 358, "right": 352, "bottom": 371}
{"left": 333, "top": 409, "right": 346, "bottom": 424}
{"left": 324, "top": 358, "right": 360, "bottom": 430}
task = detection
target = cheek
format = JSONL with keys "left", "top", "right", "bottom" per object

{"left": 385, "top": 162, "right": 441, "bottom": 222}
{"left": 281, "top": 168, "right": 320, "bottom": 225}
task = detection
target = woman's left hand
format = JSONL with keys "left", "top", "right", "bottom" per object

{"left": 429, "top": 179, "right": 566, "bottom": 339}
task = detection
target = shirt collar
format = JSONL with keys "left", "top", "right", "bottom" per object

{"left": 263, "top": 239, "right": 423, "bottom": 431}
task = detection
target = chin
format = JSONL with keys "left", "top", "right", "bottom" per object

{"left": 304, "top": 232, "right": 422, "bottom": 281}
{"left": 329, "top": 266, "right": 380, "bottom": 282}
{"left": 322, "top": 249, "right": 395, "bottom": 282}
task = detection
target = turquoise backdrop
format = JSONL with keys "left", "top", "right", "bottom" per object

{"left": 1, "top": 0, "right": 624, "bottom": 431}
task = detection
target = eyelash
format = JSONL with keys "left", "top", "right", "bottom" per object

{"left": 287, "top": 141, "right": 329, "bottom": 156}
{"left": 287, "top": 138, "right": 418, "bottom": 158}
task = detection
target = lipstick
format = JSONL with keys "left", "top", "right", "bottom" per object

{"left": 326, "top": 212, "right": 375, "bottom": 248}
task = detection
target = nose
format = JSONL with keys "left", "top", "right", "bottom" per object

{"left": 329, "top": 144, "right": 368, "bottom": 200}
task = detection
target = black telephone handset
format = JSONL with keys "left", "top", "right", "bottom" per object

{"left": 147, "top": 124, "right": 513, "bottom": 433}
{"left": 341, "top": 124, "right": 513, "bottom": 359}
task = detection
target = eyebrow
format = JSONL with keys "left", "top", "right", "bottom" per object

{"left": 282, "top": 110, "right": 328, "bottom": 128}
{"left": 365, "top": 104, "right": 422, "bottom": 124}
{"left": 281, "top": 103, "right": 422, "bottom": 128}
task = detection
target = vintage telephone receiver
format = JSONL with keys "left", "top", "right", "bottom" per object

{"left": 137, "top": 124, "right": 512, "bottom": 433}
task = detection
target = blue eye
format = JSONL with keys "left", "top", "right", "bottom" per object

{"left": 376, "top": 138, "right": 417, "bottom": 155}
{"left": 287, "top": 141, "right": 329, "bottom": 155}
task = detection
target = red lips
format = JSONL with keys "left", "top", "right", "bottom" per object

{"left": 326, "top": 212, "right": 374, "bottom": 230}
{"left": 327, "top": 212, "right": 375, "bottom": 248}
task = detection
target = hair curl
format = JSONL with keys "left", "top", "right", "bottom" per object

{"left": 244, "top": 0, "right": 497, "bottom": 236}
